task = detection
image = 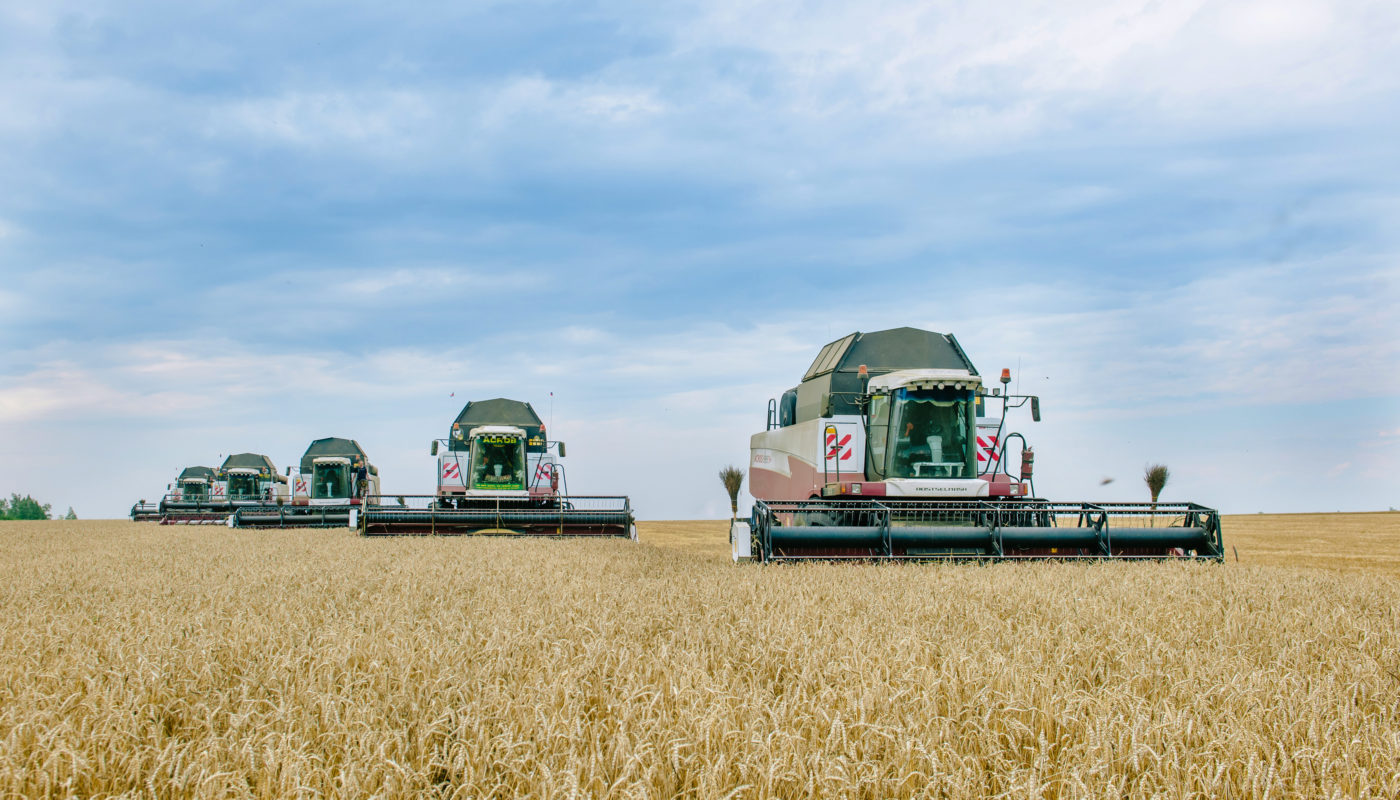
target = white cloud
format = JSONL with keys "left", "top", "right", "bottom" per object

{"left": 1217, "top": 1, "right": 1334, "bottom": 46}
{"left": 206, "top": 78, "right": 667, "bottom": 161}
{"left": 0, "top": 362, "right": 210, "bottom": 423}
{"left": 213, "top": 91, "right": 435, "bottom": 149}
{"left": 682, "top": 0, "right": 1399, "bottom": 134}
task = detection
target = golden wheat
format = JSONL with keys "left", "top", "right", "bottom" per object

{"left": 1, "top": 515, "right": 1397, "bottom": 798}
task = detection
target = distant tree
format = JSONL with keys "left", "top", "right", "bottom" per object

{"left": 64, "top": 507, "right": 78, "bottom": 520}
{"left": 4, "top": 494, "right": 52, "bottom": 520}
{"left": 719, "top": 466, "right": 745, "bottom": 520}
{"left": 1144, "top": 464, "right": 1170, "bottom": 505}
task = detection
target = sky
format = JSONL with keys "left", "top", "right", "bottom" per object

{"left": 1, "top": 0, "right": 1397, "bottom": 519}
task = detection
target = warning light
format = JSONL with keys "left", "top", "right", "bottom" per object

{"left": 1000, "top": 368, "right": 1011, "bottom": 385}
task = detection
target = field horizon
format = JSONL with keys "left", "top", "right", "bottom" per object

{"left": 2, "top": 512, "right": 1397, "bottom": 797}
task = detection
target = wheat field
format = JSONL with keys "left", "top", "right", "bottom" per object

{"left": 1, "top": 514, "right": 1397, "bottom": 798}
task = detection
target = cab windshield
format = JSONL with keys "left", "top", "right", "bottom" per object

{"left": 884, "top": 390, "right": 974, "bottom": 479}
{"left": 180, "top": 481, "right": 208, "bottom": 502}
{"left": 313, "top": 463, "right": 349, "bottom": 499}
{"left": 228, "top": 473, "right": 258, "bottom": 501}
{"left": 472, "top": 435, "right": 525, "bottom": 490}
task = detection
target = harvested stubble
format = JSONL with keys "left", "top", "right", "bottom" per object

{"left": 1, "top": 516, "right": 1398, "bottom": 799}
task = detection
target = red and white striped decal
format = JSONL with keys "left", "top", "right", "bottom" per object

{"left": 977, "top": 435, "right": 1000, "bottom": 464}
{"left": 294, "top": 477, "right": 307, "bottom": 494}
{"left": 213, "top": 485, "right": 225, "bottom": 497}
{"left": 535, "top": 463, "right": 554, "bottom": 480}
{"left": 825, "top": 431, "right": 853, "bottom": 461}
{"left": 442, "top": 462, "right": 460, "bottom": 480}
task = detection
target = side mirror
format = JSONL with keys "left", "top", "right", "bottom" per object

{"left": 285, "top": 466, "right": 291, "bottom": 476}
{"left": 1031, "top": 396, "right": 1041, "bottom": 422}
{"left": 430, "top": 440, "right": 439, "bottom": 456}
{"left": 558, "top": 442, "right": 567, "bottom": 458}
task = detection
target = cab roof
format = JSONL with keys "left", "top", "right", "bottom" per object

{"left": 300, "top": 437, "right": 378, "bottom": 475}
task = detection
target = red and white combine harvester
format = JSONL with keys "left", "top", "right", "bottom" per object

{"left": 132, "top": 454, "right": 287, "bottom": 524}
{"left": 358, "top": 398, "right": 635, "bottom": 537}
{"left": 228, "top": 437, "right": 380, "bottom": 528}
{"left": 733, "top": 327, "right": 1223, "bottom": 562}
{"left": 130, "top": 465, "right": 219, "bottom": 523}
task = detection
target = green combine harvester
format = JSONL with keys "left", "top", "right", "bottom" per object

{"left": 732, "top": 327, "right": 1223, "bottom": 562}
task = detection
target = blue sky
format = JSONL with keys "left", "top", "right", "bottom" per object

{"left": 1, "top": 0, "right": 1397, "bottom": 518}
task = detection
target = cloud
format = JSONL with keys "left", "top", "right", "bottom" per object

{"left": 0, "top": 362, "right": 210, "bottom": 424}
{"left": 213, "top": 91, "right": 435, "bottom": 150}
{"left": 681, "top": 0, "right": 1398, "bottom": 140}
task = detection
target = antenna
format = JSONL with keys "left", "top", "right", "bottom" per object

{"left": 1016, "top": 356, "right": 1021, "bottom": 396}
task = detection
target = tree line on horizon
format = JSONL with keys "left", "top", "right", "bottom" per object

{"left": 0, "top": 495, "right": 76, "bottom": 520}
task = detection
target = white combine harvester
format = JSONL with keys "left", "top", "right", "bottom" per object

{"left": 358, "top": 397, "right": 635, "bottom": 537}
{"left": 131, "top": 465, "right": 219, "bottom": 522}
{"left": 134, "top": 453, "right": 287, "bottom": 524}
{"left": 734, "top": 327, "right": 1224, "bottom": 562}
{"left": 230, "top": 437, "right": 379, "bottom": 528}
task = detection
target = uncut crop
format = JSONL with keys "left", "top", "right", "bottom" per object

{"left": 1, "top": 520, "right": 1398, "bottom": 799}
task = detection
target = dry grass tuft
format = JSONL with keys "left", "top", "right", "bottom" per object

{"left": 1, "top": 513, "right": 1398, "bottom": 798}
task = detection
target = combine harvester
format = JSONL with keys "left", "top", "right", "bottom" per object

{"left": 359, "top": 398, "right": 635, "bottom": 537}
{"left": 130, "top": 466, "right": 219, "bottom": 522}
{"left": 230, "top": 438, "right": 378, "bottom": 528}
{"left": 133, "top": 452, "right": 288, "bottom": 524}
{"left": 733, "top": 327, "right": 1223, "bottom": 562}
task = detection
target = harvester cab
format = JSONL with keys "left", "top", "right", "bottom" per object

{"left": 737, "top": 327, "right": 1223, "bottom": 562}
{"left": 174, "top": 466, "right": 216, "bottom": 504}
{"left": 218, "top": 453, "right": 288, "bottom": 506}
{"left": 433, "top": 398, "right": 563, "bottom": 507}
{"left": 450, "top": 426, "right": 530, "bottom": 496}
{"left": 292, "top": 438, "right": 379, "bottom": 506}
